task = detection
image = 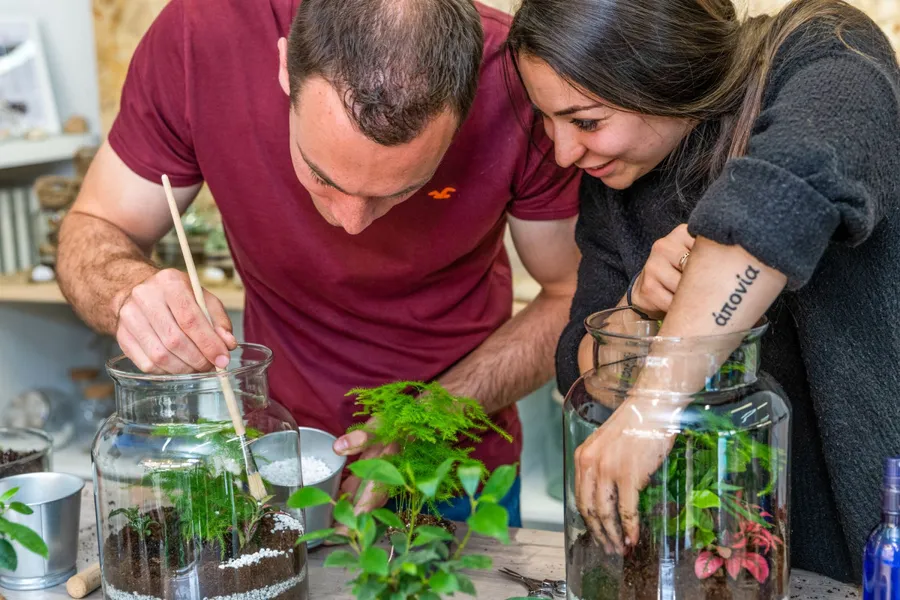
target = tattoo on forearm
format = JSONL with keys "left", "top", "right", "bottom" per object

{"left": 712, "top": 265, "right": 761, "bottom": 326}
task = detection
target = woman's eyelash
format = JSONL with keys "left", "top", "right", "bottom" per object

{"left": 310, "top": 170, "right": 334, "bottom": 188}
{"left": 571, "top": 118, "right": 599, "bottom": 132}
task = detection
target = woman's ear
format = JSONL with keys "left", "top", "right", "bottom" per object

{"left": 277, "top": 37, "right": 290, "bottom": 97}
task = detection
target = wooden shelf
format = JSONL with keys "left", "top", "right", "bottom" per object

{"left": 0, "top": 272, "right": 247, "bottom": 311}
{"left": 0, "top": 133, "right": 98, "bottom": 170}
{"left": 0, "top": 272, "right": 530, "bottom": 315}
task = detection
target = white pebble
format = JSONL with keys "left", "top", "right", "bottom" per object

{"left": 259, "top": 456, "right": 334, "bottom": 486}
{"left": 271, "top": 512, "right": 304, "bottom": 534}
{"left": 204, "top": 569, "right": 307, "bottom": 600}
{"left": 217, "top": 548, "right": 286, "bottom": 569}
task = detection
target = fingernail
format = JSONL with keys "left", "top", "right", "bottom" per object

{"left": 625, "top": 536, "right": 632, "bottom": 546}
{"left": 334, "top": 439, "right": 348, "bottom": 453}
{"left": 215, "top": 355, "right": 230, "bottom": 369}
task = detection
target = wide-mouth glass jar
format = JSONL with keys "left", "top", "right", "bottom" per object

{"left": 93, "top": 344, "right": 309, "bottom": 600}
{"left": 564, "top": 308, "right": 791, "bottom": 600}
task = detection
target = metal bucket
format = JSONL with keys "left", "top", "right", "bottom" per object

{"left": 298, "top": 427, "right": 346, "bottom": 546}
{"left": 0, "top": 472, "right": 84, "bottom": 590}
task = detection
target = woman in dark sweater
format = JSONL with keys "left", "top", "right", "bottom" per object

{"left": 508, "top": 0, "right": 900, "bottom": 583}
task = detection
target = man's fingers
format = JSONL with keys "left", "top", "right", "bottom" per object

{"left": 163, "top": 279, "right": 230, "bottom": 369}
{"left": 205, "top": 290, "right": 237, "bottom": 350}
{"left": 334, "top": 430, "right": 371, "bottom": 455}
{"left": 121, "top": 303, "right": 194, "bottom": 374}
{"left": 354, "top": 480, "right": 389, "bottom": 515}
{"left": 117, "top": 326, "right": 163, "bottom": 375}
{"left": 618, "top": 480, "right": 641, "bottom": 548}
{"left": 597, "top": 481, "right": 624, "bottom": 554}
{"left": 340, "top": 474, "right": 363, "bottom": 500}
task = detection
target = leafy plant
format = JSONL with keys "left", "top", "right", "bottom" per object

{"left": 289, "top": 458, "right": 517, "bottom": 600}
{"left": 694, "top": 509, "right": 784, "bottom": 583}
{"left": 110, "top": 506, "right": 158, "bottom": 539}
{"left": 0, "top": 487, "right": 49, "bottom": 572}
{"left": 346, "top": 382, "right": 512, "bottom": 517}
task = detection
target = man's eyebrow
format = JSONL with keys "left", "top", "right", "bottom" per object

{"left": 298, "top": 142, "right": 435, "bottom": 200}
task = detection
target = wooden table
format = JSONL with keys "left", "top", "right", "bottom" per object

{"left": 1, "top": 485, "right": 860, "bottom": 599}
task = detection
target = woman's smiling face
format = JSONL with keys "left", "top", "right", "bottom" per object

{"left": 518, "top": 54, "right": 695, "bottom": 190}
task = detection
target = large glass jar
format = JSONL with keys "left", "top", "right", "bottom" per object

{"left": 564, "top": 308, "right": 790, "bottom": 600}
{"left": 93, "top": 344, "right": 309, "bottom": 600}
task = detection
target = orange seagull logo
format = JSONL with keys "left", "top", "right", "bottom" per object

{"left": 428, "top": 187, "right": 457, "bottom": 200}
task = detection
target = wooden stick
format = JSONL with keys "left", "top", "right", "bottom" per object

{"left": 161, "top": 175, "right": 267, "bottom": 500}
{"left": 66, "top": 562, "right": 101, "bottom": 598}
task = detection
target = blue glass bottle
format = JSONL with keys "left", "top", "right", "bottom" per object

{"left": 863, "top": 456, "right": 900, "bottom": 599}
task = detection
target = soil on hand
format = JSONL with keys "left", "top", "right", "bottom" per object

{"left": 570, "top": 527, "right": 787, "bottom": 600}
{"left": 0, "top": 448, "right": 46, "bottom": 479}
{"left": 103, "top": 508, "right": 309, "bottom": 600}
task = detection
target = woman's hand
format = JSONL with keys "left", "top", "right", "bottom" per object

{"left": 574, "top": 396, "right": 675, "bottom": 554}
{"left": 631, "top": 224, "right": 695, "bottom": 317}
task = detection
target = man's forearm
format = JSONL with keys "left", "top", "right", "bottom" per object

{"left": 57, "top": 211, "right": 159, "bottom": 335}
{"left": 438, "top": 290, "right": 572, "bottom": 414}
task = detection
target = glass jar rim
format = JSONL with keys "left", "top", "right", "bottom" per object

{"left": 585, "top": 307, "right": 769, "bottom": 344}
{"left": 0, "top": 427, "right": 53, "bottom": 461}
{"left": 105, "top": 342, "right": 273, "bottom": 383}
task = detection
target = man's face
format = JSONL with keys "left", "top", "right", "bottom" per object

{"left": 278, "top": 41, "right": 458, "bottom": 235}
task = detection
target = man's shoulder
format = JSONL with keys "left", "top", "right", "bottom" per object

{"left": 176, "top": 0, "right": 294, "bottom": 42}
{"left": 476, "top": 2, "right": 513, "bottom": 53}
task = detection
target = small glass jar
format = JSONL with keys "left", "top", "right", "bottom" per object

{"left": 93, "top": 344, "right": 309, "bottom": 600}
{"left": 0, "top": 428, "right": 52, "bottom": 479}
{"left": 564, "top": 308, "right": 791, "bottom": 600}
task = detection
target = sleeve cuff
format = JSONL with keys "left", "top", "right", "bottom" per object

{"left": 688, "top": 157, "right": 841, "bottom": 290}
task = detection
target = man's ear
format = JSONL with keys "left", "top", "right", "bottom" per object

{"left": 277, "top": 37, "right": 290, "bottom": 97}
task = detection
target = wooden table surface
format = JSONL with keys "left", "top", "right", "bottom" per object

{"left": 1, "top": 485, "right": 861, "bottom": 600}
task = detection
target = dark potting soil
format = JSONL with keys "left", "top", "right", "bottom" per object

{"left": 103, "top": 507, "right": 309, "bottom": 600}
{"left": 570, "top": 526, "right": 787, "bottom": 600}
{"left": 0, "top": 448, "right": 47, "bottom": 479}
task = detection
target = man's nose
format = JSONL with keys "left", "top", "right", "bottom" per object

{"left": 331, "top": 195, "right": 377, "bottom": 235}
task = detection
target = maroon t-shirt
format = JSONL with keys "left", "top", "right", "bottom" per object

{"left": 108, "top": 0, "right": 581, "bottom": 472}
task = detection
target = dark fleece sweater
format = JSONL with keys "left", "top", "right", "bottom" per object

{"left": 556, "top": 17, "right": 900, "bottom": 582}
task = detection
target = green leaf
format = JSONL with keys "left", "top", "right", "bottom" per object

{"left": 429, "top": 570, "right": 459, "bottom": 594}
{"left": 417, "top": 458, "right": 456, "bottom": 500}
{"left": 0, "top": 538, "right": 16, "bottom": 571}
{"left": 401, "top": 562, "right": 418, "bottom": 576}
{"left": 458, "top": 462, "right": 483, "bottom": 498}
{"left": 0, "top": 519, "right": 48, "bottom": 558}
{"left": 333, "top": 498, "right": 358, "bottom": 531}
{"left": 0, "top": 488, "right": 18, "bottom": 506}
{"left": 480, "top": 465, "right": 517, "bottom": 503}
{"left": 359, "top": 546, "right": 390, "bottom": 577}
{"left": 467, "top": 503, "right": 510, "bottom": 544}
{"left": 371, "top": 508, "right": 405, "bottom": 531}
{"left": 354, "top": 579, "right": 389, "bottom": 600}
{"left": 296, "top": 528, "right": 336, "bottom": 544}
{"left": 349, "top": 459, "right": 406, "bottom": 487}
{"left": 716, "top": 483, "right": 743, "bottom": 491}
{"left": 691, "top": 490, "right": 720, "bottom": 509}
{"left": 419, "top": 593, "right": 442, "bottom": 600}
{"left": 405, "top": 548, "right": 441, "bottom": 565}
{"left": 323, "top": 550, "right": 360, "bottom": 568}
{"left": 8, "top": 502, "right": 32, "bottom": 516}
{"left": 457, "top": 573, "right": 478, "bottom": 595}
{"left": 359, "top": 514, "right": 378, "bottom": 549}
{"left": 460, "top": 554, "right": 492, "bottom": 570}
{"left": 326, "top": 534, "right": 353, "bottom": 545}
{"left": 412, "top": 525, "right": 455, "bottom": 547}
{"left": 390, "top": 533, "right": 410, "bottom": 555}
{"left": 287, "top": 487, "right": 333, "bottom": 509}
{"left": 695, "top": 527, "right": 716, "bottom": 549}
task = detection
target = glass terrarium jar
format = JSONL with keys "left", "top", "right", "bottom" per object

{"left": 564, "top": 308, "right": 791, "bottom": 600}
{"left": 93, "top": 344, "right": 309, "bottom": 600}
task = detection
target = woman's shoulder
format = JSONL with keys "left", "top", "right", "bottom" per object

{"left": 769, "top": 5, "right": 899, "bottom": 90}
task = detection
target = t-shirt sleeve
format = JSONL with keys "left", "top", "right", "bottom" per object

{"left": 508, "top": 117, "right": 582, "bottom": 221}
{"left": 688, "top": 22, "right": 900, "bottom": 290}
{"left": 556, "top": 178, "right": 629, "bottom": 395}
{"left": 107, "top": 0, "right": 202, "bottom": 187}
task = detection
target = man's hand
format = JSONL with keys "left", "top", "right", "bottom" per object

{"left": 115, "top": 268, "right": 237, "bottom": 374}
{"left": 332, "top": 419, "right": 399, "bottom": 530}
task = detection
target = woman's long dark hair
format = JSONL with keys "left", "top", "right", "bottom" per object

{"left": 507, "top": 0, "right": 872, "bottom": 194}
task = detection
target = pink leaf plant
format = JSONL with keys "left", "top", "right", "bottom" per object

{"left": 694, "top": 508, "right": 783, "bottom": 584}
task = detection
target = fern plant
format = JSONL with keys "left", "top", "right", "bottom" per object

{"left": 346, "top": 382, "right": 512, "bottom": 516}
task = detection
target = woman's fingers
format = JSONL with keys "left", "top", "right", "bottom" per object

{"left": 597, "top": 480, "right": 624, "bottom": 554}
{"left": 617, "top": 480, "right": 641, "bottom": 548}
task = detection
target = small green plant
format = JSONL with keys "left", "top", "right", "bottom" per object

{"left": 110, "top": 506, "right": 158, "bottom": 539}
{"left": 346, "top": 382, "right": 512, "bottom": 518}
{"left": 0, "top": 487, "right": 49, "bottom": 572}
{"left": 289, "top": 458, "right": 517, "bottom": 600}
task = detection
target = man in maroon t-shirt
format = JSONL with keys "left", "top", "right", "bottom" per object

{"left": 57, "top": 0, "right": 580, "bottom": 524}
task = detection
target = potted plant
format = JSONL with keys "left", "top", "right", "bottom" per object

{"left": 99, "top": 421, "right": 308, "bottom": 600}
{"left": 289, "top": 457, "right": 518, "bottom": 599}
{"left": 571, "top": 409, "right": 788, "bottom": 600}
{"left": 0, "top": 487, "right": 49, "bottom": 572}
{"left": 343, "top": 382, "right": 513, "bottom": 533}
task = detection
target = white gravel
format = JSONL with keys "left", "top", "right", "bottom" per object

{"left": 203, "top": 569, "right": 307, "bottom": 600}
{"left": 217, "top": 548, "right": 286, "bottom": 569}
{"left": 271, "top": 511, "right": 304, "bottom": 534}
{"left": 259, "top": 456, "right": 334, "bottom": 486}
